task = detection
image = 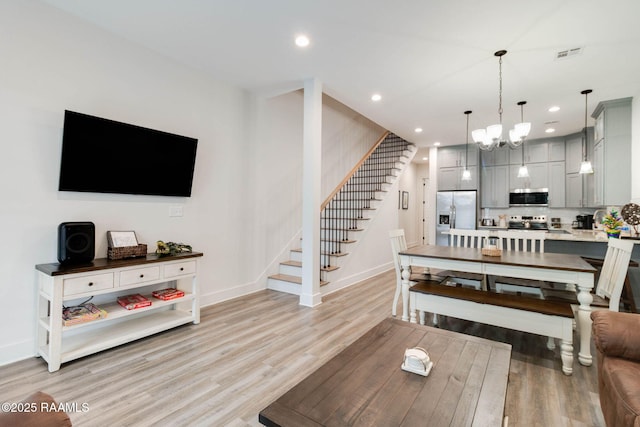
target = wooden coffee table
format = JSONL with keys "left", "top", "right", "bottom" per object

{"left": 259, "top": 318, "right": 511, "bottom": 426}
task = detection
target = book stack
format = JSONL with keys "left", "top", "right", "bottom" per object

{"left": 117, "top": 294, "right": 152, "bottom": 310}
{"left": 62, "top": 303, "right": 108, "bottom": 326}
{"left": 152, "top": 288, "right": 185, "bottom": 301}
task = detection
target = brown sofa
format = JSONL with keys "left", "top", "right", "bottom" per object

{"left": 591, "top": 310, "right": 640, "bottom": 427}
{"left": 0, "top": 391, "right": 71, "bottom": 427}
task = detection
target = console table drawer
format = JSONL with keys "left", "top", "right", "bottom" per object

{"left": 165, "top": 261, "right": 196, "bottom": 278}
{"left": 64, "top": 272, "right": 114, "bottom": 296}
{"left": 120, "top": 266, "right": 161, "bottom": 286}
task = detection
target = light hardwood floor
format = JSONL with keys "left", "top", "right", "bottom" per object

{"left": 0, "top": 270, "right": 604, "bottom": 426}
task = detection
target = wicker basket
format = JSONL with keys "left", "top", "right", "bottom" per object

{"left": 481, "top": 247, "right": 502, "bottom": 257}
{"left": 108, "top": 244, "right": 148, "bottom": 260}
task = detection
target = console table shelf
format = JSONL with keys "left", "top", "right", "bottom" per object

{"left": 36, "top": 252, "right": 202, "bottom": 372}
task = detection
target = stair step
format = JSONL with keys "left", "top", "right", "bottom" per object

{"left": 268, "top": 274, "right": 329, "bottom": 286}
{"left": 321, "top": 239, "right": 356, "bottom": 244}
{"left": 281, "top": 260, "right": 301, "bottom": 268}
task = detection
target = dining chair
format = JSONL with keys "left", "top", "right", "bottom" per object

{"left": 543, "top": 238, "right": 634, "bottom": 313}
{"left": 389, "top": 229, "right": 439, "bottom": 316}
{"left": 445, "top": 229, "right": 489, "bottom": 290}
{"left": 449, "top": 228, "right": 490, "bottom": 249}
{"left": 490, "top": 230, "right": 548, "bottom": 297}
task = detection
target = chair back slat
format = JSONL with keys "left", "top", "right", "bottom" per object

{"left": 449, "top": 229, "right": 490, "bottom": 249}
{"left": 596, "top": 238, "right": 634, "bottom": 311}
{"left": 496, "top": 230, "right": 545, "bottom": 253}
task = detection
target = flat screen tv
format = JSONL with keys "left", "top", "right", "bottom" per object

{"left": 58, "top": 110, "right": 198, "bottom": 197}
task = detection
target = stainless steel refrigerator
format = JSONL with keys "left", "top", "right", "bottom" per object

{"left": 436, "top": 190, "right": 477, "bottom": 246}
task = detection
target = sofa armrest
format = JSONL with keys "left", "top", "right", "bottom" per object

{"left": 591, "top": 310, "right": 640, "bottom": 361}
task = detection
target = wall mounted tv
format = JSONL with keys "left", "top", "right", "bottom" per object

{"left": 58, "top": 110, "right": 198, "bottom": 197}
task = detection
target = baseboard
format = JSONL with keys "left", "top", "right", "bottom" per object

{"left": 321, "top": 262, "right": 394, "bottom": 296}
{"left": 199, "top": 280, "right": 265, "bottom": 307}
{"left": 0, "top": 338, "right": 37, "bottom": 368}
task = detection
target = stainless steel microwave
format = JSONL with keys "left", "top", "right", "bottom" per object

{"left": 509, "top": 188, "right": 549, "bottom": 207}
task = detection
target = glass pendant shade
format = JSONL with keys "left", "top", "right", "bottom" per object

{"left": 472, "top": 129, "right": 485, "bottom": 143}
{"left": 461, "top": 169, "right": 472, "bottom": 181}
{"left": 517, "top": 165, "right": 529, "bottom": 178}
{"left": 579, "top": 160, "right": 594, "bottom": 174}
{"left": 509, "top": 122, "right": 531, "bottom": 143}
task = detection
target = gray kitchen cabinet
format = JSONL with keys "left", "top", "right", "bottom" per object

{"left": 591, "top": 98, "right": 632, "bottom": 206}
{"left": 480, "top": 149, "right": 509, "bottom": 166}
{"left": 548, "top": 139, "right": 565, "bottom": 162}
{"left": 481, "top": 165, "right": 509, "bottom": 208}
{"left": 509, "top": 141, "right": 548, "bottom": 164}
{"left": 566, "top": 172, "right": 583, "bottom": 207}
{"left": 438, "top": 166, "right": 478, "bottom": 191}
{"left": 565, "top": 132, "right": 583, "bottom": 174}
{"left": 509, "top": 162, "right": 548, "bottom": 190}
{"left": 438, "top": 145, "right": 478, "bottom": 168}
{"left": 548, "top": 161, "right": 565, "bottom": 208}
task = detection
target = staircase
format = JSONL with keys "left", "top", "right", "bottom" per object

{"left": 267, "top": 132, "right": 416, "bottom": 295}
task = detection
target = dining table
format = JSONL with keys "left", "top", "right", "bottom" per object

{"left": 399, "top": 245, "right": 597, "bottom": 367}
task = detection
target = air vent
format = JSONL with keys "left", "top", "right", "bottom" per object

{"left": 556, "top": 47, "right": 583, "bottom": 59}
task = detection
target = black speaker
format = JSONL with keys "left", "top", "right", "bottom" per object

{"left": 58, "top": 222, "right": 95, "bottom": 264}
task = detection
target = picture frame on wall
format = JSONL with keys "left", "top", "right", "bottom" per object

{"left": 107, "top": 231, "right": 139, "bottom": 248}
{"left": 402, "top": 191, "right": 409, "bottom": 210}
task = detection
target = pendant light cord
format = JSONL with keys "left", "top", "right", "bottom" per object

{"left": 498, "top": 54, "right": 503, "bottom": 125}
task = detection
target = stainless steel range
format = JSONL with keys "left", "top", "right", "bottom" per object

{"left": 507, "top": 215, "right": 548, "bottom": 230}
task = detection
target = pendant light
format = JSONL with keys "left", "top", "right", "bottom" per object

{"left": 472, "top": 50, "right": 531, "bottom": 151}
{"left": 515, "top": 101, "right": 529, "bottom": 178}
{"left": 579, "top": 89, "right": 594, "bottom": 174}
{"left": 461, "top": 110, "right": 472, "bottom": 181}
{"left": 509, "top": 101, "right": 531, "bottom": 147}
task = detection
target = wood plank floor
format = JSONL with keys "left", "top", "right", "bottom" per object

{"left": 0, "top": 270, "right": 604, "bottom": 426}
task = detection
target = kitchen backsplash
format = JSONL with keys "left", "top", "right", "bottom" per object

{"left": 480, "top": 206, "right": 622, "bottom": 229}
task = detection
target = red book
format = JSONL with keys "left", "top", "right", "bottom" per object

{"left": 152, "top": 288, "right": 185, "bottom": 301}
{"left": 117, "top": 294, "right": 152, "bottom": 310}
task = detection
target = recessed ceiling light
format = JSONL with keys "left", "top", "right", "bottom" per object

{"left": 548, "top": 106, "right": 560, "bottom": 112}
{"left": 371, "top": 93, "right": 382, "bottom": 102}
{"left": 295, "top": 35, "right": 310, "bottom": 47}
{"left": 545, "top": 128, "right": 556, "bottom": 133}
{"left": 415, "top": 127, "right": 423, "bottom": 133}
{"left": 433, "top": 142, "right": 441, "bottom": 146}
{"left": 422, "top": 157, "right": 429, "bottom": 161}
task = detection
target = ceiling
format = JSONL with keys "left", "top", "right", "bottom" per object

{"left": 42, "top": 0, "right": 640, "bottom": 163}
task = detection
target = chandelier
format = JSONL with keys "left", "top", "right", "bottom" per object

{"left": 579, "top": 89, "right": 594, "bottom": 174}
{"left": 472, "top": 50, "right": 531, "bottom": 151}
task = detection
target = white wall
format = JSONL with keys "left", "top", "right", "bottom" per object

{"left": 632, "top": 93, "right": 640, "bottom": 203}
{"left": 0, "top": 0, "right": 260, "bottom": 365}
{"left": 0, "top": 1, "right": 399, "bottom": 366}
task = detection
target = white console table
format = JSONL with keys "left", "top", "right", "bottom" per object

{"left": 36, "top": 252, "right": 202, "bottom": 372}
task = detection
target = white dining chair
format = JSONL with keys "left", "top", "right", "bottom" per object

{"left": 490, "top": 230, "right": 548, "bottom": 297}
{"left": 389, "top": 229, "right": 430, "bottom": 317}
{"left": 543, "top": 238, "right": 634, "bottom": 313}
{"left": 445, "top": 229, "right": 489, "bottom": 290}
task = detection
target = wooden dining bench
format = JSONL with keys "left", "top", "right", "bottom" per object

{"left": 410, "top": 280, "right": 576, "bottom": 375}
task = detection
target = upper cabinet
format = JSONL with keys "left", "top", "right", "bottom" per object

{"left": 591, "top": 98, "right": 632, "bottom": 206}
{"left": 437, "top": 144, "right": 479, "bottom": 190}
{"left": 480, "top": 149, "right": 509, "bottom": 167}
{"left": 509, "top": 138, "right": 564, "bottom": 164}
{"left": 438, "top": 144, "right": 478, "bottom": 168}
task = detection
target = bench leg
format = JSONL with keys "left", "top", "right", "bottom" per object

{"left": 560, "top": 340, "right": 573, "bottom": 375}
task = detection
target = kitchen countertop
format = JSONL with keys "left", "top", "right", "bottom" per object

{"left": 477, "top": 228, "right": 633, "bottom": 242}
